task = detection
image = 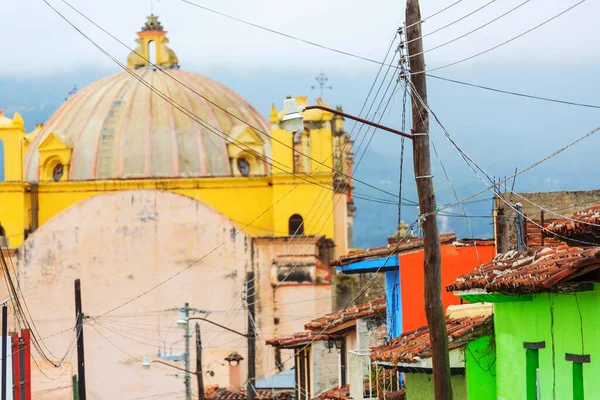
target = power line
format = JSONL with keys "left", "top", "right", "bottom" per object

{"left": 180, "top": 0, "right": 463, "bottom": 67}
{"left": 405, "top": 0, "right": 496, "bottom": 45}
{"left": 159, "top": 0, "right": 598, "bottom": 111}
{"left": 403, "top": 0, "right": 587, "bottom": 77}
{"left": 56, "top": 0, "right": 415, "bottom": 206}
{"left": 252, "top": 219, "right": 421, "bottom": 382}
{"left": 409, "top": 0, "right": 532, "bottom": 60}
{"left": 410, "top": 83, "right": 600, "bottom": 246}
{"left": 428, "top": 74, "right": 600, "bottom": 110}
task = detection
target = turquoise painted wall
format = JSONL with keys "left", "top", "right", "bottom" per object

{"left": 494, "top": 284, "right": 600, "bottom": 400}
{"left": 465, "top": 335, "right": 496, "bottom": 399}
{"left": 405, "top": 373, "right": 467, "bottom": 399}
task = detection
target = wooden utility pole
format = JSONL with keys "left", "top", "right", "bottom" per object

{"left": 195, "top": 323, "right": 205, "bottom": 400}
{"left": 74, "top": 279, "right": 87, "bottom": 400}
{"left": 405, "top": 1, "right": 453, "bottom": 399}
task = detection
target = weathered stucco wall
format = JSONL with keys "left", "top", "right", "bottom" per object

{"left": 494, "top": 284, "right": 600, "bottom": 400}
{"left": 495, "top": 189, "right": 600, "bottom": 251}
{"left": 14, "top": 190, "right": 256, "bottom": 399}
{"left": 311, "top": 340, "right": 339, "bottom": 395}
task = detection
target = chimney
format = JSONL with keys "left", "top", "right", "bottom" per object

{"left": 224, "top": 352, "right": 244, "bottom": 391}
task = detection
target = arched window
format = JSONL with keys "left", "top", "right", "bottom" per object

{"left": 289, "top": 214, "right": 304, "bottom": 236}
{"left": 148, "top": 40, "right": 157, "bottom": 66}
{"left": 237, "top": 157, "right": 250, "bottom": 177}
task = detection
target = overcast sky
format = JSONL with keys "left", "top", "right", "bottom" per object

{"left": 1, "top": 0, "right": 598, "bottom": 77}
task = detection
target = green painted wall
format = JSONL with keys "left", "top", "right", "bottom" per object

{"left": 405, "top": 373, "right": 467, "bottom": 399}
{"left": 494, "top": 284, "right": 600, "bottom": 400}
{"left": 465, "top": 335, "right": 496, "bottom": 399}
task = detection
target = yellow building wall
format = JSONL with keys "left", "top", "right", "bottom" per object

{"left": 0, "top": 97, "right": 346, "bottom": 253}
{"left": 0, "top": 112, "right": 25, "bottom": 182}
{"left": 0, "top": 174, "right": 336, "bottom": 248}
{"left": 0, "top": 184, "right": 27, "bottom": 247}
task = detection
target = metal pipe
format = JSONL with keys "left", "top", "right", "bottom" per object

{"left": 303, "top": 105, "right": 413, "bottom": 139}
{"left": 187, "top": 317, "right": 248, "bottom": 338}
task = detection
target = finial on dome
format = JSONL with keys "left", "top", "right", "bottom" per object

{"left": 127, "top": 15, "right": 179, "bottom": 70}
{"left": 142, "top": 14, "right": 164, "bottom": 32}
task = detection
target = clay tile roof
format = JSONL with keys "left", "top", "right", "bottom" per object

{"left": 370, "top": 315, "right": 493, "bottom": 364}
{"left": 331, "top": 234, "right": 457, "bottom": 266}
{"left": 312, "top": 384, "right": 350, "bottom": 400}
{"left": 312, "top": 384, "right": 405, "bottom": 400}
{"left": 265, "top": 331, "right": 340, "bottom": 349}
{"left": 206, "top": 386, "right": 293, "bottom": 400}
{"left": 547, "top": 203, "right": 600, "bottom": 237}
{"left": 447, "top": 246, "right": 600, "bottom": 294}
{"left": 304, "top": 297, "right": 386, "bottom": 332}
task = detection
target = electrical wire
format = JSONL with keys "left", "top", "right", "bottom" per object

{"left": 98, "top": 0, "right": 598, "bottom": 112}
{"left": 251, "top": 219, "right": 420, "bottom": 381}
{"left": 405, "top": 81, "right": 481, "bottom": 261}
{"left": 54, "top": 0, "right": 417, "bottom": 206}
{"left": 405, "top": 0, "right": 497, "bottom": 45}
{"left": 408, "top": 0, "right": 532, "bottom": 60}
{"left": 402, "top": 1, "right": 587, "bottom": 77}
{"left": 180, "top": 0, "right": 463, "bottom": 68}
{"left": 409, "top": 82, "right": 600, "bottom": 246}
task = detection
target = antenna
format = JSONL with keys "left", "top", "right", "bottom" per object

{"left": 311, "top": 71, "right": 332, "bottom": 99}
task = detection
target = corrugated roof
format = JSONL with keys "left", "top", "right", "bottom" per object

{"left": 370, "top": 315, "right": 492, "bottom": 364}
{"left": 547, "top": 203, "right": 600, "bottom": 237}
{"left": 331, "top": 234, "right": 457, "bottom": 267}
{"left": 255, "top": 369, "right": 295, "bottom": 389}
{"left": 447, "top": 246, "right": 600, "bottom": 294}
{"left": 304, "top": 297, "right": 386, "bottom": 332}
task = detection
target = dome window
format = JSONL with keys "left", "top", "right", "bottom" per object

{"left": 52, "top": 163, "right": 64, "bottom": 182}
{"left": 237, "top": 158, "right": 250, "bottom": 177}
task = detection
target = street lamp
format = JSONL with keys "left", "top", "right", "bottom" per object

{"left": 281, "top": 96, "right": 413, "bottom": 139}
{"left": 176, "top": 310, "right": 188, "bottom": 327}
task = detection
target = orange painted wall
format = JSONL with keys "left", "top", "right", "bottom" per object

{"left": 399, "top": 244, "right": 496, "bottom": 332}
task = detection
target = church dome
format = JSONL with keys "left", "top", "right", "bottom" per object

{"left": 24, "top": 15, "right": 270, "bottom": 181}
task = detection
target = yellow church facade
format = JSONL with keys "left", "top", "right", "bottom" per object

{"left": 0, "top": 15, "right": 354, "bottom": 252}
{"left": 0, "top": 15, "right": 355, "bottom": 396}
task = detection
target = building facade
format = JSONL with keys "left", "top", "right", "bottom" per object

{"left": 0, "top": 15, "right": 355, "bottom": 398}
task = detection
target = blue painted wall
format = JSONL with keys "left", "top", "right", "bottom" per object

{"left": 338, "top": 256, "right": 399, "bottom": 274}
{"left": 385, "top": 268, "right": 402, "bottom": 339}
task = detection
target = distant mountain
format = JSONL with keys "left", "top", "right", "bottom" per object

{"left": 3, "top": 66, "right": 599, "bottom": 249}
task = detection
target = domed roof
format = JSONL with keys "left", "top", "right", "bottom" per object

{"left": 24, "top": 16, "right": 270, "bottom": 181}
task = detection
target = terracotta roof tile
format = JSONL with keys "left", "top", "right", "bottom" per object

{"left": 370, "top": 315, "right": 493, "bottom": 363}
{"left": 304, "top": 297, "right": 386, "bottom": 332}
{"left": 312, "top": 384, "right": 405, "bottom": 400}
{"left": 547, "top": 203, "right": 600, "bottom": 237}
{"left": 331, "top": 234, "right": 457, "bottom": 266}
{"left": 265, "top": 331, "right": 340, "bottom": 349}
{"left": 206, "top": 388, "right": 293, "bottom": 400}
{"left": 447, "top": 246, "right": 600, "bottom": 294}
{"left": 312, "top": 385, "right": 350, "bottom": 400}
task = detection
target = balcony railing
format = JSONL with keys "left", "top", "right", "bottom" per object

{"left": 349, "top": 350, "right": 402, "bottom": 400}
